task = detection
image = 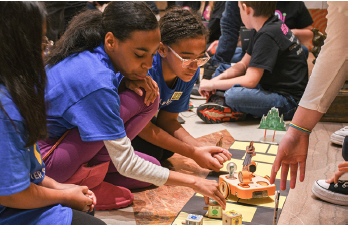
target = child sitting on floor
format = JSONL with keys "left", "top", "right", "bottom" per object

{"left": 131, "top": 8, "right": 232, "bottom": 172}
{"left": 197, "top": 1, "right": 308, "bottom": 124}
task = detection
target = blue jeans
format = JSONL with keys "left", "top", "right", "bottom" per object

{"left": 213, "top": 64, "right": 298, "bottom": 120}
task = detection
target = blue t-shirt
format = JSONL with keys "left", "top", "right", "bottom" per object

{"left": 0, "top": 85, "right": 72, "bottom": 225}
{"left": 45, "top": 43, "right": 126, "bottom": 141}
{"left": 148, "top": 53, "right": 199, "bottom": 113}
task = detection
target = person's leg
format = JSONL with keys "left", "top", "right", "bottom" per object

{"left": 94, "top": 89, "right": 161, "bottom": 189}
{"left": 131, "top": 116, "right": 174, "bottom": 162}
{"left": 230, "top": 47, "right": 245, "bottom": 64}
{"left": 103, "top": 151, "right": 162, "bottom": 189}
{"left": 211, "top": 63, "right": 232, "bottom": 79}
{"left": 131, "top": 135, "right": 175, "bottom": 162}
{"left": 119, "top": 89, "right": 159, "bottom": 140}
{"left": 71, "top": 209, "right": 106, "bottom": 225}
{"left": 343, "top": 136, "right": 348, "bottom": 161}
{"left": 38, "top": 128, "right": 106, "bottom": 183}
{"left": 224, "top": 85, "right": 298, "bottom": 120}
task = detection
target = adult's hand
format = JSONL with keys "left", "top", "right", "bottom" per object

{"left": 125, "top": 76, "right": 159, "bottom": 106}
{"left": 270, "top": 128, "right": 309, "bottom": 191}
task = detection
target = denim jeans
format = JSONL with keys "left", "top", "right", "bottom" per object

{"left": 213, "top": 63, "right": 298, "bottom": 120}
{"left": 211, "top": 1, "right": 241, "bottom": 65}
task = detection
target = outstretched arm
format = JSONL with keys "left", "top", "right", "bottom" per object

{"left": 138, "top": 110, "right": 231, "bottom": 171}
{"left": 270, "top": 106, "right": 323, "bottom": 191}
{"left": 104, "top": 137, "right": 226, "bottom": 208}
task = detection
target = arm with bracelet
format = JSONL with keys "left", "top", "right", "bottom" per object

{"left": 270, "top": 2, "right": 348, "bottom": 191}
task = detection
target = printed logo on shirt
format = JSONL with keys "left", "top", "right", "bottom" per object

{"left": 30, "top": 168, "right": 45, "bottom": 180}
{"left": 275, "top": 10, "right": 286, "bottom": 23}
{"left": 34, "top": 143, "right": 42, "bottom": 165}
{"left": 281, "top": 24, "right": 289, "bottom": 35}
{"left": 171, "top": 92, "right": 183, "bottom": 100}
{"left": 160, "top": 98, "right": 173, "bottom": 106}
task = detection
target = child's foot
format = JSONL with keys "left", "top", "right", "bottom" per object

{"left": 196, "top": 94, "right": 246, "bottom": 124}
{"left": 312, "top": 179, "right": 348, "bottom": 205}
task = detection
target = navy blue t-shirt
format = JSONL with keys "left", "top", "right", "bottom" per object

{"left": 0, "top": 85, "right": 72, "bottom": 225}
{"left": 148, "top": 52, "right": 199, "bottom": 113}
{"left": 45, "top": 43, "right": 126, "bottom": 141}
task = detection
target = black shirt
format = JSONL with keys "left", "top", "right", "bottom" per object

{"left": 247, "top": 16, "right": 308, "bottom": 102}
{"left": 275, "top": 1, "right": 314, "bottom": 29}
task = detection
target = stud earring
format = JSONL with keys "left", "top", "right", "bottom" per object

{"left": 160, "top": 53, "right": 164, "bottom": 57}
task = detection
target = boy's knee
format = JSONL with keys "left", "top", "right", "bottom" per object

{"left": 224, "top": 87, "right": 246, "bottom": 106}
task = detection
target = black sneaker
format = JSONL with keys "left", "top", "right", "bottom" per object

{"left": 196, "top": 94, "right": 246, "bottom": 124}
{"left": 312, "top": 179, "right": 348, "bottom": 205}
{"left": 190, "top": 84, "right": 206, "bottom": 100}
{"left": 202, "top": 60, "right": 218, "bottom": 80}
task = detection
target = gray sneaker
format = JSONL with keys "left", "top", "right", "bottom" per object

{"left": 330, "top": 126, "right": 348, "bottom": 146}
{"left": 190, "top": 84, "right": 206, "bottom": 100}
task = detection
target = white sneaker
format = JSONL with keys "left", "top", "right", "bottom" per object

{"left": 330, "top": 126, "right": 348, "bottom": 146}
{"left": 312, "top": 179, "right": 348, "bottom": 206}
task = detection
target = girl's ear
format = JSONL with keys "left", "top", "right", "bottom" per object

{"left": 158, "top": 42, "right": 166, "bottom": 57}
{"left": 105, "top": 32, "right": 118, "bottom": 52}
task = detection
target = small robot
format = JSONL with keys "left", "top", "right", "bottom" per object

{"left": 219, "top": 162, "right": 275, "bottom": 199}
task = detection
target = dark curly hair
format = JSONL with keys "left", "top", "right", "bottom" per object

{"left": 46, "top": 1, "right": 158, "bottom": 66}
{"left": 159, "top": 8, "right": 209, "bottom": 46}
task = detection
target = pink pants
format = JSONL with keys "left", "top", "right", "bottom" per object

{"left": 39, "top": 89, "right": 160, "bottom": 189}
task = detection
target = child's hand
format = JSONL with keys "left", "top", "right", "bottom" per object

{"left": 85, "top": 189, "right": 97, "bottom": 212}
{"left": 192, "top": 146, "right": 231, "bottom": 172}
{"left": 191, "top": 177, "right": 226, "bottom": 209}
{"left": 124, "top": 76, "right": 159, "bottom": 106}
{"left": 199, "top": 79, "right": 215, "bottom": 94}
{"left": 62, "top": 185, "right": 93, "bottom": 212}
{"left": 326, "top": 161, "right": 348, "bottom": 184}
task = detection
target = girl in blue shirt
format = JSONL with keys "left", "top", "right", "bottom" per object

{"left": 131, "top": 9, "right": 232, "bottom": 174}
{"left": 39, "top": 2, "right": 226, "bottom": 210}
{"left": 0, "top": 2, "right": 104, "bottom": 225}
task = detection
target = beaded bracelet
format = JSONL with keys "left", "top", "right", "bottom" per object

{"left": 289, "top": 123, "right": 311, "bottom": 134}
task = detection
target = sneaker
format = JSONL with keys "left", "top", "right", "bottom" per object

{"left": 196, "top": 94, "right": 246, "bottom": 124}
{"left": 330, "top": 126, "right": 348, "bottom": 146}
{"left": 312, "top": 179, "right": 348, "bottom": 206}
{"left": 202, "top": 59, "right": 218, "bottom": 80}
{"left": 190, "top": 84, "right": 206, "bottom": 100}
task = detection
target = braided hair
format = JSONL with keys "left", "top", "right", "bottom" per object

{"left": 159, "top": 8, "right": 208, "bottom": 46}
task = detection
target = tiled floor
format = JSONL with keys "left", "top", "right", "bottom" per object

{"left": 96, "top": 98, "right": 348, "bottom": 224}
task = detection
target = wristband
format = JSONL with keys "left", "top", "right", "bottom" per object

{"left": 289, "top": 123, "right": 311, "bottom": 134}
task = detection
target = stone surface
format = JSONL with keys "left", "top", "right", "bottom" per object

{"left": 277, "top": 122, "right": 348, "bottom": 225}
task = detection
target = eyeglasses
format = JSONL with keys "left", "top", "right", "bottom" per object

{"left": 42, "top": 36, "right": 54, "bottom": 53}
{"left": 167, "top": 45, "right": 210, "bottom": 68}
